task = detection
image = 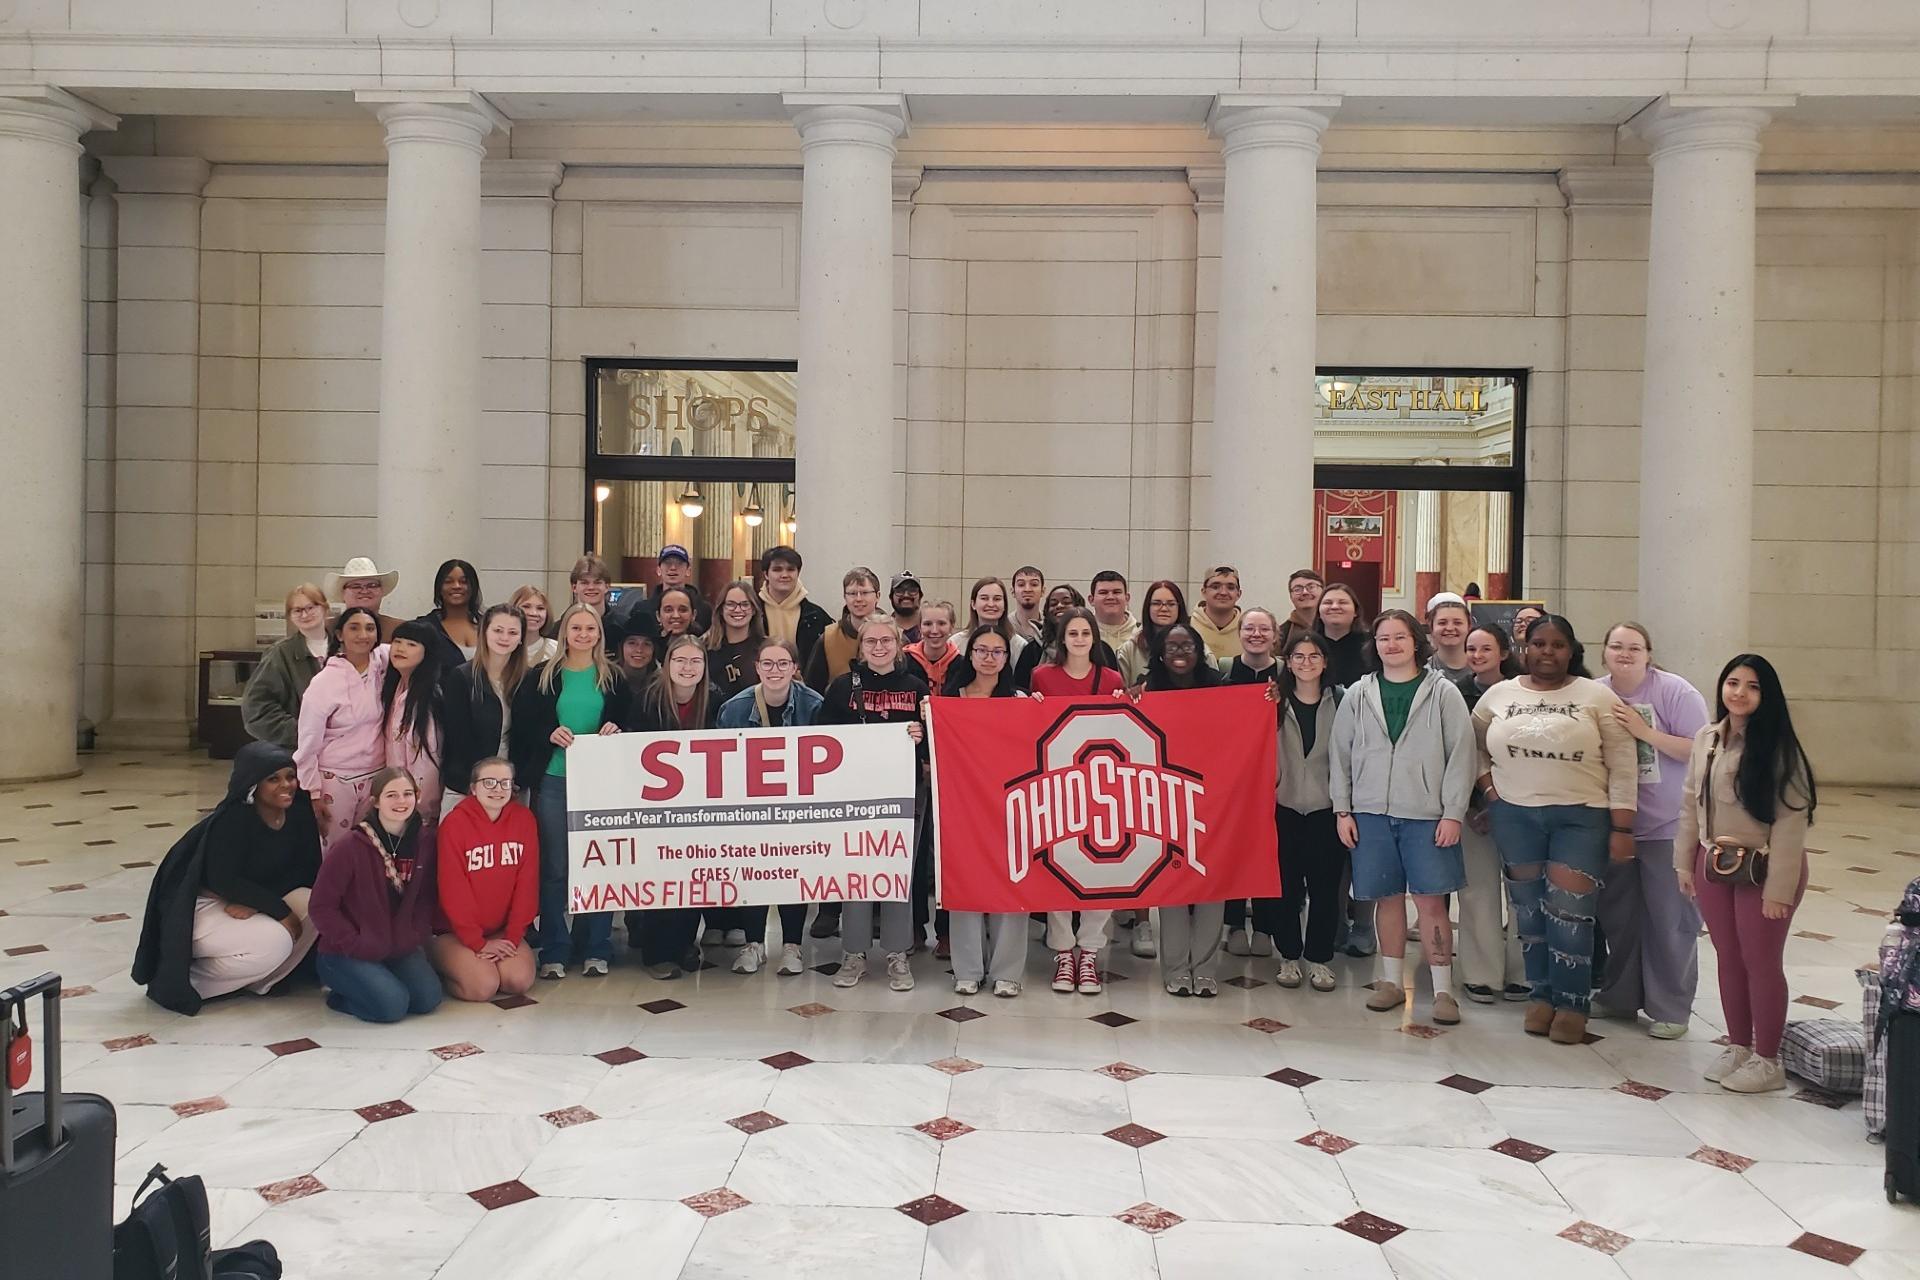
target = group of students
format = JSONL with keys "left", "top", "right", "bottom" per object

{"left": 136, "top": 547, "right": 1818, "bottom": 1094}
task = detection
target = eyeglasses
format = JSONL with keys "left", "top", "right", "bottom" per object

{"left": 474, "top": 777, "right": 514, "bottom": 792}
{"left": 723, "top": 600, "right": 754, "bottom": 611}
{"left": 861, "top": 637, "right": 895, "bottom": 648}
{"left": 1289, "top": 583, "right": 1319, "bottom": 596}
{"left": 1288, "top": 652, "right": 1325, "bottom": 664}
{"left": 971, "top": 648, "right": 1008, "bottom": 661}
{"left": 290, "top": 603, "right": 324, "bottom": 616}
{"left": 1164, "top": 641, "right": 1198, "bottom": 654}
{"left": 669, "top": 656, "right": 704, "bottom": 668}
{"left": 846, "top": 588, "right": 878, "bottom": 599}
{"left": 757, "top": 658, "right": 795, "bottom": 672}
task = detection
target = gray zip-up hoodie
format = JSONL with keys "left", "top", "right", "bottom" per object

{"left": 1328, "top": 670, "right": 1475, "bottom": 821}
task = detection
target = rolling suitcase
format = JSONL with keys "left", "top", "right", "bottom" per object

{"left": 1888, "top": 1012, "right": 1920, "bottom": 1203}
{"left": 1, "top": 971, "right": 117, "bottom": 1279}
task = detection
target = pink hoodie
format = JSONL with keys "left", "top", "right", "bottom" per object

{"left": 294, "top": 646, "right": 390, "bottom": 791}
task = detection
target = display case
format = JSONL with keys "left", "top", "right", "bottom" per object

{"left": 197, "top": 650, "right": 265, "bottom": 759}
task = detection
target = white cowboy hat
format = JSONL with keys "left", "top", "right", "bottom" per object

{"left": 324, "top": 556, "right": 399, "bottom": 597}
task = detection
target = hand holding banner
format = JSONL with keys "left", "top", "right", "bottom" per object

{"left": 562, "top": 724, "right": 918, "bottom": 912}
{"left": 928, "top": 684, "right": 1280, "bottom": 912}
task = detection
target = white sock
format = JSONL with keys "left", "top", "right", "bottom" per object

{"left": 1430, "top": 963, "right": 1454, "bottom": 998}
{"left": 1378, "top": 955, "right": 1404, "bottom": 988}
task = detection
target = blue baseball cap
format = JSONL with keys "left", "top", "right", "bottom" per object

{"left": 658, "top": 544, "right": 691, "bottom": 564}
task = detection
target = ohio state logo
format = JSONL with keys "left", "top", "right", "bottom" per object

{"left": 1002, "top": 703, "right": 1208, "bottom": 899}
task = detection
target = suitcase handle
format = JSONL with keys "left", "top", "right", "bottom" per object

{"left": 0, "top": 970, "right": 64, "bottom": 1176}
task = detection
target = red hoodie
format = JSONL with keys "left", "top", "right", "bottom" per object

{"left": 434, "top": 794, "right": 539, "bottom": 952}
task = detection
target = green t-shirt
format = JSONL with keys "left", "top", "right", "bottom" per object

{"left": 547, "top": 665, "right": 606, "bottom": 777}
{"left": 1379, "top": 673, "right": 1424, "bottom": 744}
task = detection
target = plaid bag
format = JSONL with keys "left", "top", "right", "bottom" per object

{"left": 1780, "top": 1018, "right": 1867, "bottom": 1094}
{"left": 1864, "top": 967, "right": 1888, "bottom": 1138}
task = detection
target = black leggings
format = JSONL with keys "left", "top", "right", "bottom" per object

{"left": 1252, "top": 806, "right": 1344, "bottom": 965}
{"left": 755, "top": 904, "right": 810, "bottom": 948}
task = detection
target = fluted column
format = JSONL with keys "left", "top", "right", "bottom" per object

{"left": 1205, "top": 95, "right": 1337, "bottom": 606}
{"left": 784, "top": 92, "right": 908, "bottom": 581}
{"left": 1632, "top": 95, "right": 1788, "bottom": 688}
{"left": 0, "top": 86, "right": 116, "bottom": 780}
{"left": 358, "top": 90, "right": 504, "bottom": 615}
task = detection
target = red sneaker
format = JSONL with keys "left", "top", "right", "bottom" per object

{"left": 1076, "top": 948, "right": 1103, "bottom": 995}
{"left": 1052, "top": 949, "right": 1077, "bottom": 993}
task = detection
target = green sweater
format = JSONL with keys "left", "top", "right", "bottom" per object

{"left": 240, "top": 634, "right": 323, "bottom": 750}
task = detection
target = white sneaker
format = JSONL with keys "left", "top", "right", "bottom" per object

{"left": 832, "top": 952, "right": 866, "bottom": 988}
{"left": 1307, "top": 962, "right": 1337, "bottom": 992}
{"left": 582, "top": 958, "right": 609, "bottom": 977}
{"left": 1131, "top": 918, "right": 1158, "bottom": 959}
{"left": 538, "top": 963, "right": 566, "bottom": 980}
{"left": 953, "top": 978, "right": 980, "bottom": 995}
{"left": 1275, "top": 958, "right": 1304, "bottom": 988}
{"left": 723, "top": 928, "right": 748, "bottom": 946}
{"left": 1251, "top": 931, "right": 1273, "bottom": 957}
{"left": 1721, "top": 1054, "right": 1786, "bottom": 1093}
{"left": 1703, "top": 1043, "right": 1754, "bottom": 1083}
{"left": 702, "top": 927, "right": 723, "bottom": 945}
{"left": 886, "top": 951, "right": 915, "bottom": 992}
{"left": 732, "top": 942, "right": 765, "bottom": 974}
{"left": 1648, "top": 1020, "right": 1689, "bottom": 1040}
{"left": 1227, "top": 927, "right": 1253, "bottom": 956}
{"left": 993, "top": 980, "right": 1021, "bottom": 998}
{"left": 778, "top": 942, "right": 805, "bottom": 976}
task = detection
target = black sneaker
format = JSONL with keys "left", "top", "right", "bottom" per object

{"left": 809, "top": 905, "right": 842, "bottom": 939}
{"left": 1502, "top": 983, "right": 1533, "bottom": 1002}
{"left": 1462, "top": 983, "right": 1497, "bottom": 1005}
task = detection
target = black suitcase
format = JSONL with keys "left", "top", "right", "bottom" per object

{"left": 1889, "top": 1009, "right": 1920, "bottom": 1203}
{"left": 1, "top": 972, "right": 117, "bottom": 1279}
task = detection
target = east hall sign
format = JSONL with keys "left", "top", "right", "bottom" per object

{"left": 1324, "top": 385, "right": 1486, "bottom": 414}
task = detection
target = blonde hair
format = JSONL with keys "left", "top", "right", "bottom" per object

{"left": 538, "top": 603, "right": 619, "bottom": 695}
{"left": 284, "top": 583, "right": 328, "bottom": 637}
{"left": 509, "top": 584, "right": 551, "bottom": 634}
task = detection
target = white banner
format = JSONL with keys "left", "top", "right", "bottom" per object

{"left": 562, "top": 724, "right": 918, "bottom": 912}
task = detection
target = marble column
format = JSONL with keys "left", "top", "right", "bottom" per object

{"left": 1484, "top": 490, "right": 1512, "bottom": 600}
{"left": 784, "top": 92, "right": 908, "bottom": 581}
{"left": 0, "top": 87, "right": 116, "bottom": 781}
{"left": 358, "top": 90, "right": 503, "bottom": 616}
{"left": 1205, "top": 95, "right": 1337, "bottom": 607}
{"left": 1632, "top": 95, "right": 1787, "bottom": 689}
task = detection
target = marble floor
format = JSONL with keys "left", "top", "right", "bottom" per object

{"left": 3, "top": 752, "right": 1916, "bottom": 1279}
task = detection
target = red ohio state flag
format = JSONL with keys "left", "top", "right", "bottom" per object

{"left": 928, "top": 685, "right": 1280, "bottom": 912}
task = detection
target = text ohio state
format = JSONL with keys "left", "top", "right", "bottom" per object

{"left": 1004, "top": 755, "right": 1207, "bottom": 865}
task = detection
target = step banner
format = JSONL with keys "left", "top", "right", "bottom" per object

{"left": 928, "top": 684, "right": 1280, "bottom": 912}
{"left": 562, "top": 723, "right": 918, "bottom": 912}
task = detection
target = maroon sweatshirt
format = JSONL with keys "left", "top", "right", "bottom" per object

{"left": 310, "top": 823, "right": 438, "bottom": 963}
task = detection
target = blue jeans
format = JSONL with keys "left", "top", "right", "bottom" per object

{"left": 317, "top": 949, "right": 443, "bottom": 1024}
{"left": 1349, "top": 814, "right": 1466, "bottom": 900}
{"left": 1488, "top": 801, "right": 1609, "bottom": 1011}
{"left": 536, "top": 774, "right": 612, "bottom": 966}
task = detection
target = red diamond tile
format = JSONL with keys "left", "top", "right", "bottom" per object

{"left": 103, "top": 1033, "right": 154, "bottom": 1052}
{"left": 83, "top": 840, "right": 115, "bottom": 847}
{"left": 927, "top": 1057, "right": 983, "bottom": 1075}
{"left": 267, "top": 1037, "right": 320, "bottom": 1057}
{"left": 49, "top": 883, "right": 85, "bottom": 892}
{"left": 14, "top": 858, "right": 49, "bottom": 866}
{"left": 59, "top": 985, "right": 94, "bottom": 999}
{"left": 542, "top": 1106, "right": 600, "bottom": 1129}
{"left": 1793, "top": 995, "right": 1841, "bottom": 1010}
{"left": 786, "top": 1002, "right": 834, "bottom": 1018}
{"left": 1491, "top": 1137, "right": 1555, "bottom": 1163}
{"left": 1789, "top": 1232, "right": 1864, "bottom": 1266}
{"left": 1298, "top": 1130, "right": 1357, "bottom": 1155}
{"left": 1244, "top": 1017, "right": 1290, "bottom": 1034}
{"left": 915, "top": 1117, "right": 975, "bottom": 1141}
{"left": 1559, "top": 1221, "right": 1633, "bottom": 1254}
{"left": 727, "top": 1111, "right": 787, "bottom": 1135}
{"left": 1792, "top": 1086, "right": 1849, "bottom": 1110}
{"left": 470, "top": 1180, "right": 539, "bottom": 1211}
{"left": 90, "top": 913, "right": 130, "bottom": 923}
{"left": 1614, "top": 1080, "right": 1671, "bottom": 1102}
{"left": 1104, "top": 1123, "right": 1166, "bottom": 1148}
{"left": 1579, "top": 1031, "right": 1606, "bottom": 1044}
{"left": 1807, "top": 885, "right": 1832, "bottom": 894}
{"left": 492, "top": 993, "right": 538, "bottom": 1010}
{"left": 1437, "top": 1074, "right": 1494, "bottom": 1094}
{"left": 683, "top": 1188, "right": 751, "bottom": 1218}
{"left": 896, "top": 1194, "right": 967, "bottom": 1226}
{"left": 355, "top": 1100, "right": 415, "bottom": 1123}
{"left": 5, "top": 944, "right": 49, "bottom": 957}
{"left": 256, "top": 1175, "right": 325, "bottom": 1205}
{"left": 640, "top": 998, "right": 686, "bottom": 1014}
{"left": 1222, "top": 975, "right": 1267, "bottom": 989}
{"left": 430, "top": 1042, "right": 483, "bottom": 1061}
{"left": 1794, "top": 930, "right": 1835, "bottom": 942}
{"left": 170, "top": 1096, "right": 229, "bottom": 1118}
{"left": 1088, "top": 1011, "right": 1137, "bottom": 1028}
{"left": 1689, "top": 1145, "right": 1756, "bottom": 1173}
{"left": 1854, "top": 906, "right": 1885, "bottom": 916}
{"left": 1116, "top": 1202, "right": 1185, "bottom": 1234}
{"left": 1098, "top": 1062, "right": 1151, "bottom": 1082}
{"left": 1846, "top": 866, "right": 1880, "bottom": 875}
{"left": 760, "top": 1051, "right": 813, "bottom": 1070}
{"left": 1336, "top": 1211, "right": 1406, "bottom": 1244}
{"left": 936, "top": 1006, "right": 987, "bottom": 1023}
{"left": 1400, "top": 1024, "right": 1445, "bottom": 1040}
{"left": 594, "top": 1047, "right": 646, "bottom": 1066}
{"left": 1267, "top": 1067, "right": 1320, "bottom": 1088}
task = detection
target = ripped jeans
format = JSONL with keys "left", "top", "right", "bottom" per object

{"left": 1488, "top": 801, "right": 1610, "bottom": 1012}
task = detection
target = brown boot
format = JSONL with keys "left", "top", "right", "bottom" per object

{"left": 1548, "top": 1009, "right": 1589, "bottom": 1045}
{"left": 1523, "top": 1001, "right": 1554, "bottom": 1036}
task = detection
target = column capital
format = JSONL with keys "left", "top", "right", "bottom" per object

{"left": 784, "top": 91, "right": 910, "bottom": 154}
{"left": 481, "top": 159, "right": 563, "bottom": 198}
{"left": 357, "top": 89, "right": 507, "bottom": 156}
{"left": 1207, "top": 94, "right": 1339, "bottom": 158}
{"left": 1557, "top": 166, "right": 1651, "bottom": 206}
{"left": 0, "top": 84, "right": 118, "bottom": 151}
{"left": 1630, "top": 93, "right": 1794, "bottom": 161}
{"left": 99, "top": 156, "right": 212, "bottom": 196}
{"left": 1186, "top": 165, "right": 1225, "bottom": 205}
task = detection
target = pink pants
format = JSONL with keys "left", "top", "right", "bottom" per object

{"left": 313, "top": 770, "right": 374, "bottom": 852}
{"left": 1693, "top": 847, "right": 1807, "bottom": 1059}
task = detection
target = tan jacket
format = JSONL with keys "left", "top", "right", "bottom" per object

{"left": 1674, "top": 719, "right": 1813, "bottom": 907}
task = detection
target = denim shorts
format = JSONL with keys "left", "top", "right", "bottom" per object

{"left": 1350, "top": 813, "right": 1466, "bottom": 900}
{"left": 1487, "top": 801, "right": 1610, "bottom": 880}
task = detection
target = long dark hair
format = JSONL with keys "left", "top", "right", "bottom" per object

{"left": 432, "top": 558, "right": 483, "bottom": 626}
{"left": 327, "top": 605, "right": 382, "bottom": 659}
{"left": 1524, "top": 613, "right": 1590, "bottom": 679}
{"left": 382, "top": 620, "right": 446, "bottom": 762}
{"left": 1143, "top": 622, "right": 1222, "bottom": 692}
{"left": 1036, "top": 585, "right": 1086, "bottom": 654}
{"left": 942, "top": 623, "right": 1020, "bottom": 697}
{"left": 1714, "top": 653, "right": 1817, "bottom": 826}
{"left": 1277, "top": 629, "right": 1334, "bottom": 701}
{"left": 1468, "top": 623, "right": 1524, "bottom": 680}
{"left": 1367, "top": 608, "right": 1434, "bottom": 673}
{"left": 1044, "top": 606, "right": 1118, "bottom": 674}
{"left": 1136, "top": 579, "right": 1191, "bottom": 656}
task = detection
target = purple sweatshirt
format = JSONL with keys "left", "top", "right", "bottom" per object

{"left": 310, "top": 824, "right": 438, "bottom": 962}
{"left": 1597, "top": 666, "right": 1710, "bottom": 842}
